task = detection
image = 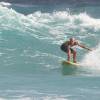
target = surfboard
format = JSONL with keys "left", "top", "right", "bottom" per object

{"left": 62, "top": 61, "right": 80, "bottom": 66}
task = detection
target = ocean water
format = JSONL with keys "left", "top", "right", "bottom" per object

{"left": 0, "top": 1, "right": 100, "bottom": 100}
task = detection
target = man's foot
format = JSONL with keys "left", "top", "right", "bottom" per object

{"left": 73, "top": 61, "right": 77, "bottom": 63}
{"left": 67, "top": 60, "right": 70, "bottom": 63}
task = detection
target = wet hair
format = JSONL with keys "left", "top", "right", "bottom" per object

{"left": 70, "top": 37, "right": 75, "bottom": 41}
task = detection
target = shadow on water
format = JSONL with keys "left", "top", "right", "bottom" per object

{"left": 61, "top": 62, "right": 79, "bottom": 75}
{"left": 61, "top": 62, "right": 100, "bottom": 76}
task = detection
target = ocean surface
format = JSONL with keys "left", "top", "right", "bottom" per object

{"left": 0, "top": 1, "right": 100, "bottom": 100}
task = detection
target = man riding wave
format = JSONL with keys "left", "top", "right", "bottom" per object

{"left": 60, "top": 38, "right": 92, "bottom": 63}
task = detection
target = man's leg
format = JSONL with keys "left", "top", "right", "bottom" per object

{"left": 73, "top": 50, "right": 77, "bottom": 63}
{"left": 67, "top": 48, "right": 71, "bottom": 61}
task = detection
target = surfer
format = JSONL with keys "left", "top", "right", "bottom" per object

{"left": 60, "top": 38, "right": 92, "bottom": 63}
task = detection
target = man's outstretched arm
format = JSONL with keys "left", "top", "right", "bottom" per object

{"left": 78, "top": 43, "right": 92, "bottom": 51}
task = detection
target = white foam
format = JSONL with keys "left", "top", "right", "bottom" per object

{"left": 0, "top": 5, "right": 99, "bottom": 44}
{"left": 0, "top": 98, "right": 6, "bottom": 100}
{"left": 42, "top": 96, "right": 67, "bottom": 100}
{"left": 81, "top": 44, "right": 100, "bottom": 70}
{"left": 0, "top": 2, "right": 11, "bottom": 6}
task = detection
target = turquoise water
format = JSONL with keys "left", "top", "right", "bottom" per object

{"left": 0, "top": 2, "right": 100, "bottom": 100}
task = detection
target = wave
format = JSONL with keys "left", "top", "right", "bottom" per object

{"left": 0, "top": 89, "right": 69, "bottom": 100}
{"left": 0, "top": 5, "right": 99, "bottom": 48}
{"left": 0, "top": 4, "right": 99, "bottom": 41}
{"left": 0, "top": 95, "right": 68, "bottom": 100}
{"left": 0, "top": 2, "right": 11, "bottom": 6}
{"left": 0, "top": 4, "right": 100, "bottom": 75}
{"left": 0, "top": 5, "right": 99, "bottom": 47}
{"left": 81, "top": 44, "right": 100, "bottom": 69}
{"left": 1, "top": 0, "right": 100, "bottom": 5}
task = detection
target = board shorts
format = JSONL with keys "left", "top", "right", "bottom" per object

{"left": 60, "top": 44, "right": 74, "bottom": 53}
